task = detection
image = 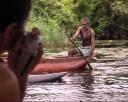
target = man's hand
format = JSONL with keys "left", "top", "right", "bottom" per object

{"left": 70, "top": 37, "right": 75, "bottom": 44}
{"left": 86, "top": 58, "right": 90, "bottom": 62}
{"left": 8, "top": 27, "right": 43, "bottom": 76}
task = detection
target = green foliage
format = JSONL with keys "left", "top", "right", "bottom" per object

{"left": 108, "top": 0, "right": 128, "bottom": 39}
{"left": 32, "top": 0, "right": 77, "bottom": 30}
{"left": 26, "top": 0, "right": 128, "bottom": 47}
{"left": 74, "top": 0, "right": 128, "bottom": 39}
{"left": 27, "top": 0, "right": 78, "bottom": 47}
{"left": 75, "top": 0, "right": 110, "bottom": 37}
{"left": 27, "top": 16, "right": 69, "bottom": 47}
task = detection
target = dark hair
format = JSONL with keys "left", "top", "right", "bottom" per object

{"left": 0, "top": 0, "right": 32, "bottom": 32}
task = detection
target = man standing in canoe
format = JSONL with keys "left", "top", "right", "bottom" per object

{"left": 0, "top": 0, "right": 42, "bottom": 101}
{"left": 68, "top": 17, "right": 95, "bottom": 62}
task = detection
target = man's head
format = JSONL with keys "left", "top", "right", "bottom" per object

{"left": 81, "top": 17, "right": 91, "bottom": 30}
{"left": 0, "top": 0, "right": 32, "bottom": 49}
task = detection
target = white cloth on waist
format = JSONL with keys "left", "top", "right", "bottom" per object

{"left": 77, "top": 46, "right": 92, "bottom": 57}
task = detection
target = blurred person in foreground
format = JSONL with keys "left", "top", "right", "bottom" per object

{"left": 0, "top": 0, "right": 42, "bottom": 101}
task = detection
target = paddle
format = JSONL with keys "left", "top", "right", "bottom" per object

{"left": 66, "top": 33, "right": 93, "bottom": 71}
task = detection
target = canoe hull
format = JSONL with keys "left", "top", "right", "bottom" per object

{"left": 28, "top": 72, "right": 67, "bottom": 83}
{"left": 32, "top": 58, "right": 85, "bottom": 74}
{"left": 31, "top": 53, "right": 96, "bottom": 74}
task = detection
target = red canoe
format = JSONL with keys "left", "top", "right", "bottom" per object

{"left": 31, "top": 53, "right": 96, "bottom": 74}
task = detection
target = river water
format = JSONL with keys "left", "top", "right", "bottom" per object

{"left": 24, "top": 46, "right": 128, "bottom": 102}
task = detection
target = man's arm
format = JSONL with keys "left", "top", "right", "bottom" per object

{"left": 87, "top": 29, "right": 95, "bottom": 61}
{"left": 70, "top": 27, "right": 82, "bottom": 42}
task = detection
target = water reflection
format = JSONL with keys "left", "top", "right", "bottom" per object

{"left": 81, "top": 72, "right": 94, "bottom": 89}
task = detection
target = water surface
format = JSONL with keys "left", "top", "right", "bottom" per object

{"left": 24, "top": 47, "right": 128, "bottom": 102}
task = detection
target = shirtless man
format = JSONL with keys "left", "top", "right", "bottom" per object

{"left": 0, "top": 0, "right": 42, "bottom": 101}
{"left": 68, "top": 17, "right": 95, "bottom": 62}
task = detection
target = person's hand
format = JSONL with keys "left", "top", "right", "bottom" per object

{"left": 7, "top": 27, "right": 43, "bottom": 76}
{"left": 86, "top": 58, "right": 90, "bottom": 62}
{"left": 24, "top": 42, "right": 43, "bottom": 76}
{"left": 70, "top": 37, "right": 75, "bottom": 44}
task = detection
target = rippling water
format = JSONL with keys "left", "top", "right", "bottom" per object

{"left": 24, "top": 47, "right": 128, "bottom": 102}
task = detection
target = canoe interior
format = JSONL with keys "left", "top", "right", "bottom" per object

{"left": 41, "top": 53, "right": 96, "bottom": 63}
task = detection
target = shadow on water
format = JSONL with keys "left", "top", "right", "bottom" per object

{"left": 24, "top": 44, "right": 128, "bottom": 102}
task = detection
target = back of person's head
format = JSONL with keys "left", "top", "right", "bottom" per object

{"left": 0, "top": 0, "right": 32, "bottom": 33}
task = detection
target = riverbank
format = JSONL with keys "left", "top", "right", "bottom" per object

{"left": 43, "top": 40, "right": 128, "bottom": 49}
{"left": 96, "top": 40, "right": 128, "bottom": 48}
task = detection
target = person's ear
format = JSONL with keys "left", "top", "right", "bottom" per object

{"left": 3, "top": 23, "right": 17, "bottom": 46}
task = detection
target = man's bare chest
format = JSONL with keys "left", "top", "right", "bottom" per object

{"left": 80, "top": 29, "right": 91, "bottom": 39}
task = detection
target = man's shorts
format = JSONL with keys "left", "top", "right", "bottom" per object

{"left": 77, "top": 46, "right": 92, "bottom": 57}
